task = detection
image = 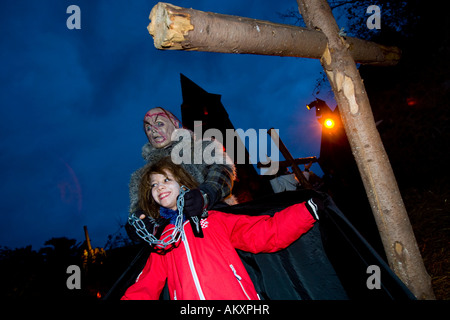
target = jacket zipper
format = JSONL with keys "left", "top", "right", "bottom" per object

{"left": 229, "top": 264, "right": 251, "bottom": 300}
{"left": 182, "top": 227, "right": 206, "bottom": 300}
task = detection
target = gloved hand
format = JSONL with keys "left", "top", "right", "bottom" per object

{"left": 183, "top": 188, "right": 206, "bottom": 218}
{"left": 305, "top": 197, "right": 325, "bottom": 221}
{"left": 183, "top": 188, "right": 208, "bottom": 238}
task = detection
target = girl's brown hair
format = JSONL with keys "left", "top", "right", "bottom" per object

{"left": 138, "top": 157, "right": 199, "bottom": 219}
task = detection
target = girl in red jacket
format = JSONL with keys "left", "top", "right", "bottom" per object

{"left": 122, "top": 157, "right": 320, "bottom": 300}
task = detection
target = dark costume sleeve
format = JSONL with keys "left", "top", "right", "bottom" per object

{"left": 198, "top": 163, "right": 235, "bottom": 208}
{"left": 196, "top": 139, "right": 236, "bottom": 208}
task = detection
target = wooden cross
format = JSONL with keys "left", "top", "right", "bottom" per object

{"left": 145, "top": 1, "right": 434, "bottom": 299}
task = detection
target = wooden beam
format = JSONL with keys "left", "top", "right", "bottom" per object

{"left": 297, "top": 0, "right": 434, "bottom": 300}
{"left": 267, "top": 128, "right": 312, "bottom": 189}
{"left": 257, "top": 156, "right": 317, "bottom": 169}
{"left": 147, "top": 2, "right": 401, "bottom": 66}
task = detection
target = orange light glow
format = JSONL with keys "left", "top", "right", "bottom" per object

{"left": 324, "top": 118, "right": 335, "bottom": 129}
{"left": 406, "top": 97, "right": 417, "bottom": 106}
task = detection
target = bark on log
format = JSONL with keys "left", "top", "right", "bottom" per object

{"left": 297, "top": 0, "right": 435, "bottom": 300}
{"left": 147, "top": 2, "right": 401, "bottom": 66}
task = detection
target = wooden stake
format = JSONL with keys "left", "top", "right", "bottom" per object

{"left": 297, "top": 0, "right": 434, "bottom": 299}
{"left": 147, "top": 2, "right": 401, "bottom": 66}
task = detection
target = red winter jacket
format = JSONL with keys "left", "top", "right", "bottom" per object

{"left": 121, "top": 203, "right": 316, "bottom": 300}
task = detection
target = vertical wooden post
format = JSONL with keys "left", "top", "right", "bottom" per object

{"left": 84, "top": 225, "right": 93, "bottom": 254}
{"left": 297, "top": 0, "right": 434, "bottom": 299}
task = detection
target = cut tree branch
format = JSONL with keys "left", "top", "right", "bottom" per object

{"left": 147, "top": 2, "right": 401, "bottom": 66}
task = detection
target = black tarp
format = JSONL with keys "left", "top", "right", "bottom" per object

{"left": 104, "top": 190, "right": 415, "bottom": 300}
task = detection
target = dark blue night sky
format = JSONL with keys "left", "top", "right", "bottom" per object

{"left": 1, "top": 1, "right": 336, "bottom": 250}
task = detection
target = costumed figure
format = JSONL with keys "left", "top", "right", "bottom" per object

{"left": 127, "top": 107, "right": 237, "bottom": 241}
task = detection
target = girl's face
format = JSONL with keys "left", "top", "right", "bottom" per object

{"left": 150, "top": 170, "right": 180, "bottom": 211}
